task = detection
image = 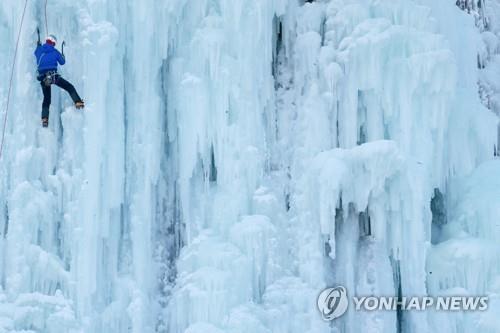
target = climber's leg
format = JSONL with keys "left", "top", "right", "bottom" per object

{"left": 55, "top": 76, "right": 84, "bottom": 108}
{"left": 41, "top": 81, "right": 51, "bottom": 120}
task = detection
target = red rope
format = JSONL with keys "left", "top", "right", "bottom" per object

{"left": 0, "top": 0, "right": 29, "bottom": 162}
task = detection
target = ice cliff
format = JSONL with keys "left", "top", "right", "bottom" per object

{"left": 0, "top": 0, "right": 499, "bottom": 332}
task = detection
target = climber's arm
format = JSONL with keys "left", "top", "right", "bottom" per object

{"left": 57, "top": 50, "right": 66, "bottom": 65}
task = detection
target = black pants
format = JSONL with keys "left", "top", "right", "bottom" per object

{"left": 40, "top": 74, "right": 82, "bottom": 119}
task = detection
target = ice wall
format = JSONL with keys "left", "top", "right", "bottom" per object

{"left": 0, "top": 1, "right": 160, "bottom": 332}
{"left": 0, "top": 0, "right": 498, "bottom": 333}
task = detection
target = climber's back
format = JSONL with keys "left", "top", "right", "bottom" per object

{"left": 34, "top": 35, "right": 65, "bottom": 74}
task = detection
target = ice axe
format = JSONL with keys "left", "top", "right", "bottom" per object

{"left": 61, "top": 41, "right": 65, "bottom": 56}
{"left": 36, "top": 27, "right": 41, "bottom": 46}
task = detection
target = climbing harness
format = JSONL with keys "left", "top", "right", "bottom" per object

{"left": 38, "top": 71, "right": 59, "bottom": 87}
{"left": 0, "top": 0, "right": 29, "bottom": 162}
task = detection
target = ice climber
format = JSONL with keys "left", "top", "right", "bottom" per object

{"left": 34, "top": 33, "right": 84, "bottom": 127}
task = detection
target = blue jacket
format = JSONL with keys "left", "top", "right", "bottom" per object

{"left": 34, "top": 43, "right": 65, "bottom": 73}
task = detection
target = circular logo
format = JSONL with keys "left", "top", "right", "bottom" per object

{"left": 317, "top": 286, "right": 349, "bottom": 320}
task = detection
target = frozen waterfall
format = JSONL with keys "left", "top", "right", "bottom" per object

{"left": 0, "top": 0, "right": 499, "bottom": 332}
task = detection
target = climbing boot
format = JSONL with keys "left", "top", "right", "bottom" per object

{"left": 75, "top": 101, "right": 85, "bottom": 110}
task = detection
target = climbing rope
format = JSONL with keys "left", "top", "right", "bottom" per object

{"left": 44, "top": 0, "right": 49, "bottom": 35}
{"left": 0, "top": 0, "right": 30, "bottom": 162}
